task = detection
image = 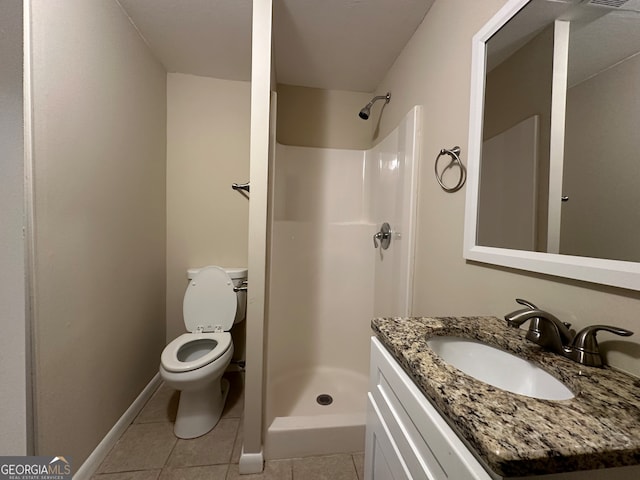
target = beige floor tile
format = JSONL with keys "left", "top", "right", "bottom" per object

{"left": 98, "top": 374, "right": 369, "bottom": 480}
{"left": 99, "top": 423, "right": 177, "bottom": 473}
{"left": 351, "top": 453, "right": 365, "bottom": 480}
{"left": 225, "top": 460, "right": 292, "bottom": 480}
{"left": 292, "top": 454, "right": 358, "bottom": 480}
{"left": 167, "top": 418, "right": 240, "bottom": 468}
{"left": 135, "top": 383, "right": 179, "bottom": 424}
{"left": 91, "top": 470, "right": 161, "bottom": 480}
{"left": 159, "top": 465, "right": 228, "bottom": 480}
{"left": 230, "top": 418, "right": 243, "bottom": 464}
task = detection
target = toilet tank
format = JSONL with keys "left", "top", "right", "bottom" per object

{"left": 186, "top": 266, "right": 248, "bottom": 324}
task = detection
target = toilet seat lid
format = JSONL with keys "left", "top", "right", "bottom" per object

{"left": 183, "top": 266, "right": 237, "bottom": 332}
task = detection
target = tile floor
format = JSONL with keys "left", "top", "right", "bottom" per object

{"left": 93, "top": 372, "right": 365, "bottom": 480}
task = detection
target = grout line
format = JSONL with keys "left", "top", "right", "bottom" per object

{"left": 132, "top": 382, "right": 164, "bottom": 425}
{"left": 351, "top": 453, "right": 362, "bottom": 480}
{"left": 222, "top": 463, "right": 231, "bottom": 480}
{"left": 229, "top": 416, "right": 242, "bottom": 464}
{"left": 134, "top": 419, "right": 178, "bottom": 425}
{"left": 91, "top": 467, "right": 163, "bottom": 476}
{"left": 161, "top": 428, "right": 180, "bottom": 471}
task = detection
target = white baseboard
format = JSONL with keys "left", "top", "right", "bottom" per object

{"left": 238, "top": 449, "right": 264, "bottom": 474}
{"left": 73, "top": 373, "right": 162, "bottom": 480}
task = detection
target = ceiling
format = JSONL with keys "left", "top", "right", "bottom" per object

{"left": 117, "top": 0, "right": 434, "bottom": 93}
{"left": 487, "top": 0, "right": 640, "bottom": 86}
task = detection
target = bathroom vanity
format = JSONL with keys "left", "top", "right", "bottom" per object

{"left": 365, "top": 316, "right": 640, "bottom": 479}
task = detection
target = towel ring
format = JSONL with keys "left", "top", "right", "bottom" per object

{"left": 435, "top": 146, "right": 466, "bottom": 193}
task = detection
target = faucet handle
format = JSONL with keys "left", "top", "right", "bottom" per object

{"left": 569, "top": 325, "right": 634, "bottom": 367}
{"left": 572, "top": 325, "right": 633, "bottom": 351}
{"left": 505, "top": 299, "right": 539, "bottom": 327}
{"left": 515, "top": 298, "right": 538, "bottom": 309}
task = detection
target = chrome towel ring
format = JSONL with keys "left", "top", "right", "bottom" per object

{"left": 434, "top": 146, "right": 466, "bottom": 193}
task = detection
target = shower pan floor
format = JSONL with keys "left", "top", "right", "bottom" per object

{"left": 270, "top": 366, "right": 367, "bottom": 417}
{"left": 266, "top": 367, "right": 368, "bottom": 460}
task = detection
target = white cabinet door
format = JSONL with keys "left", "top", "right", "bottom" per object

{"left": 365, "top": 395, "right": 411, "bottom": 480}
{"left": 367, "top": 337, "right": 491, "bottom": 480}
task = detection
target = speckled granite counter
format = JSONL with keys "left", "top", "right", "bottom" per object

{"left": 371, "top": 316, "right": 640, "bottom": 477}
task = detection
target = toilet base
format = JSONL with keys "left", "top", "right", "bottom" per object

{"left": 174, "top": 378, "right": 230, "bottom": 439}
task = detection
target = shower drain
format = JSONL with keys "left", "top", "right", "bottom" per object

{"left": 316, "top": 394, "right": 333, "bottom": 406}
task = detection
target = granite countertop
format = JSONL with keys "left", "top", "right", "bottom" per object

{"left": 371, "top": 316, "right": 640, "bottom": 477}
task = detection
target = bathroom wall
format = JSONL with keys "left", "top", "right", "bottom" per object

{"left": 166, "top": 73, "right": 250, "bottom": 342}
{"left": 483, "top": 24, "right": 554, "bottom": 251}
{"left": 0, "top": 0, "right": 29, "bottom": 455}
{"left": 276, "top": 84, "right": 374, "bottom": 150}
{"left": 373, "top": 0, "right": 640, "bottom": 376}
{"left": 30, "top": 0, "right": 166, "bottom": 465}
{"left": 561, "top": 53, "right": 640, "bottom": 263}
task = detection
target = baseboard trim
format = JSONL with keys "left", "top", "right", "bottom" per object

{"left": 73, "top": 373, "right": 162, "bottom": 480}
{"left": 238, "top": 449, "right": 264, "bottom": 474}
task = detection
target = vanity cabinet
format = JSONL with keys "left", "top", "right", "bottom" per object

{"left": 366, "top": 334, "right": 640, "bottom": 480}
{"left": 365, "top": 336, "right": 491, "bottom": 480}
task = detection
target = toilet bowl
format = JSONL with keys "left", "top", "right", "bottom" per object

{"left": 160, "top": 266, "right": 247, "bottom": 439}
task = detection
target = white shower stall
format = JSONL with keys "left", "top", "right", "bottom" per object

{"left": 264, "top": 106, "right": 422, "bottom": 459}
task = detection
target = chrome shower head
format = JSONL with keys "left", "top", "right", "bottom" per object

{"left": 358, "top": 105, "right": 372, "bottom": 120}
{"left": 358, "top": 92, "right": 391, "bottom": 120}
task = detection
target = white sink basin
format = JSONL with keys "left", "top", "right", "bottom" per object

{"left": 425, "top": 336, "right": 574, "bottom": 401}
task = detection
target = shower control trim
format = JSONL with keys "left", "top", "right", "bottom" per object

{"left": 373, "top": 222, "right": 392, "bottom": 250}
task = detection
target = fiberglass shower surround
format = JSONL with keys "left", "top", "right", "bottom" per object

{"left": 264, "top": 106, "right": 422, "bottom": 460}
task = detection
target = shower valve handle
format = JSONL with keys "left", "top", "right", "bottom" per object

{"left": 373, "top": 232, "right": 382, "bottom": 248}
{"left": 373, "top": 223, "right": 392, "bottom": 250}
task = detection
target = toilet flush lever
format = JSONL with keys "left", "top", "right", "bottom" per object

{"left": 232, "top": 182, "right": 250, "bottom": 193}
{"left": 233, "top": 281, "right": 248, "bottom": 293}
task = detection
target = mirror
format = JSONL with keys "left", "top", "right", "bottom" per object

{"left": 464, "top": 0, "right": 640, "bottom": 290}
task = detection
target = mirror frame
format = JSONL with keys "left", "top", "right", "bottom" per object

{"left": 463, "top": 0, "right": 640, "bottom": 291}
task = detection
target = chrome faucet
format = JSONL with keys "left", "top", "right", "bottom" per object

{"left": 566, "top": 325, "right": 633, "bottom": 368}
{"left": 505, "top": 299, "right": 575, "bottom": 354}
{"left": 504, "top": 299, "right": 633, "bottom": 367}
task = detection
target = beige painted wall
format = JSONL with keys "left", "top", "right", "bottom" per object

{"left": 276, "top": 84, "right": 374, "bottom": 150}
{"left": 166, "top": 74, "right": 250, "bottom": 342}
{"left": 561, "top": 53, "right": 640, "bottom": 262}
{"left": 31, "top": 0, "right": 166, "bottom": 464}
{"left": 373, "top": 0, "right": 640, "bottom": 376}
{"left": 483, "top": 25, "right": 554, "bottom": 251}
{"left": 0, "top": 0, "right": 29, "bottom": 455}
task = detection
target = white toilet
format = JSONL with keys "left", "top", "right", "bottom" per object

{"left": 160, "top": 265, "right": 247, "bottom": 439}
